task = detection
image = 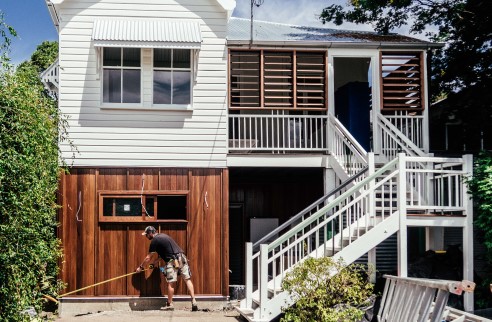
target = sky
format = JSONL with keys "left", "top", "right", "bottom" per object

{"left": 0, "top": 0, "right": 412, "bottom": 66}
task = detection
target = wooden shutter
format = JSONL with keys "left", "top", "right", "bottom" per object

{"left": 296, "top": 52, "right": 326, "bottom": 109}
{"left": 229, "top": 50, "right": 327, "bottom": 110}
{"left": 230, "top": 51, "right": 261, "bottom": 108}
{"left": 380, "top": 51, "right": 424, "bottom": 111}
{"left": 263, "top": 51, "right": 293, "bottom": 107}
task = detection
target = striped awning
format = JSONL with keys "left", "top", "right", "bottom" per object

{"left": 92, "top": 20, "right": 202, "bottom": 49}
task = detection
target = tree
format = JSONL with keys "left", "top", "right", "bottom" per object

{"left": 26, "top": 41, "right": 58, "bottom": 72}
{"left": 0, "top": 14, "right": 65, "bottom": 321}
{"left": 319, "top": 0, "right": 492, "bottom": 103}
{"left": 466, "top": 151, "right": 492, "bottom": 308}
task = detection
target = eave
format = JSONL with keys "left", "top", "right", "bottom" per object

{"left": 227, "top": 40, "right": 445, "bottom": 50}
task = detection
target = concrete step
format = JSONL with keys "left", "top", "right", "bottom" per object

{"left": 235, "top": 307, "right": 255, "bottom": 322}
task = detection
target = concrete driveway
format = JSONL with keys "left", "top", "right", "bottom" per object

{"left": 55, "top": 308, "right": 243, "bottom": 322}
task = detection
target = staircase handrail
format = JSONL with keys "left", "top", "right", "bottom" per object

{"left": 328, "top": 114, "right": 368, "bottom": 178}
{"left": 377, "top": 113, "right": 427, "bottom": 157}
{"left": 267, "top": 157, "right": 399, "bottom": 252}
{"left": 329, "top": 114, "right": 368, "bottom": 161}
{"left": 252, "top": 166, "right": 369, "bottom": 250}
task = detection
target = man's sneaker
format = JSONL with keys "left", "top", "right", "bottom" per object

{"left": 162, "top": 302, "right": 174, "bottom": 311}
{"left": 191, "top": 299, "right": 198, "bottom": 312}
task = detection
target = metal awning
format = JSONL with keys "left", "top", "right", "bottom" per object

{"left": 92, "top": 19, "right": 202, "bottom": 49}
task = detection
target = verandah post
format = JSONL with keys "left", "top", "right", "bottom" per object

{"left": 397, "top": 153, "right": 408, "bottom": 277}
{"left": 367, "top": 152, "right": 376, "bottom": 283}
{"left": 259, "top": 244, "right": 269, "bottom": 320}
{"left": 462, "top": 154, "right": 474, "bottom": 311}
{"left": 244, "top": 242, "right": 253, "bottom": 309}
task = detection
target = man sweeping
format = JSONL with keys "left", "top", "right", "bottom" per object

{"left": 136, "top": 226, "right": 198, "bottom": 311}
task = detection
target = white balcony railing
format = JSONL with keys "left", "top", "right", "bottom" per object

{"left": 40, "top": 59, "right": 59, "bottom": 95}
{"left": 384, "top": 111, "right": 424, "bottom": 150}
{"left": 228, "top": 113, "right": 328, "bottom": 153}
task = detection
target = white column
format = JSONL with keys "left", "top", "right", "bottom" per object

{"left": 367, "top": 152, "right": 377, "bottom": 283}
{"left": 243, "top": 242, "right": 253, "bottom": 309}
{"left": 422, "top": 51, "right": 430, "bottom": 153}
{"left": 425, "top": 227, "right": 444, "bottom": 251}
{"left": 462, "top": 154, "right": 474, "bottom": 311}
{"left": 397, "top": 153, "right": 408, "bottom": 277}
{"left": 324, "top": 168, "right": 337, "bottom": 205}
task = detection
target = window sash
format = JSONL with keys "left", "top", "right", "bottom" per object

{"left": 98, "top": 191, "right": 189, "bottom": 223}
{"left": 102, "top": 48, "right": 141, "bottom": 104}
{"left": 153, "top": 49, "right": 192, "bottom": 105}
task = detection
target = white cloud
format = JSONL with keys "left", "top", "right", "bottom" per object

{"left": 232, "top": 0, "right": 431, "bottom": 40}
{"left": 232, "top": 0, "right": 374, "bottom": 31}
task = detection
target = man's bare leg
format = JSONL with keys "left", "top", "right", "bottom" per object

{"left": 185, "top": 279, "right": 198, "bottom": 311}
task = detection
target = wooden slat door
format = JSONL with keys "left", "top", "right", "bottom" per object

{"left": 188, "top": 169, "right": 226, "bottom": 295}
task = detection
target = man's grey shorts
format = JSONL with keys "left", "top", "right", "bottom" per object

{"left": 162, "top": 254, "right": 192, "bottom": 283}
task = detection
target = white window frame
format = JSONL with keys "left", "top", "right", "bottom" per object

{"left": 101, "top": 47, "right": 143, "bottom": 107}
{"left": 152, "top": 48, "right": 193, "bottom": 108}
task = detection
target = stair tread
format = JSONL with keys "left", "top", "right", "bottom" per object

{"left": 407, "top": 213, "right": 465, "bottom": 217}
{"left": 235, "top": 307, "right": 255, "bottom": 315}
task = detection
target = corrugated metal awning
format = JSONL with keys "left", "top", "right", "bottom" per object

{"left": 92, "top": 20, "right": 202, "bottom": 49}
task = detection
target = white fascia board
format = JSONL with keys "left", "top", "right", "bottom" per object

{"left": 227, "top": 155, "right": 329, "bottom": 168}
{"left": 216, "top": 0, "right": 236, "bottom": 19}
{"left": 46, "top": 0, "right": 60, "bottom": 31}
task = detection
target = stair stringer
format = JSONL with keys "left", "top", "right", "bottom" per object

{"left": 331, "top": 210, "right": 399, "bottom": 263}
{"left": 245, "top": 211, "right": 400, "bottom": 322}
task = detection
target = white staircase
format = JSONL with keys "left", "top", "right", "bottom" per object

{"left": 236, "top": 113, "right": 473, "bottom": 321}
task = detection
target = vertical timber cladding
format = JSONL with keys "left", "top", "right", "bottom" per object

{"left": 58, "top": 168, "right": 228, "bottom": 297}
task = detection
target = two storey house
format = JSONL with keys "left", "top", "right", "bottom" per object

{"left": 44, "top": 0, "right": 475, "bottom": 320}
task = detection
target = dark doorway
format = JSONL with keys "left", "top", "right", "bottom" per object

{"left": 229, "top": 203, "right": 245, "bottom": 285}
{"left": 334, "top": 57, "right": 372, "bottom": 151}
{"left": 229, "top": 167, "right": 324, "bottom": 285}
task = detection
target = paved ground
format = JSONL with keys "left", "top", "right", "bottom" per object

{"left": 55, "top": 308, "right": 243, "bottom": 322}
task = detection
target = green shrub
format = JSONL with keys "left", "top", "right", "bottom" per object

{"left": 281, "top": 257, "right": 374, "bottom": 322}
{"left": 0, "top": 67, "right": 65, "bottom": 321}
{"left": 466, "top": 151, "right": 492, "bottom": 309}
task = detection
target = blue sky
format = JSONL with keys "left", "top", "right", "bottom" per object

{"left": 1, "top": 0, "right": 58, "bottom": 66}
{"left": 0, "top": 0, "right": 379, "bottom": 66}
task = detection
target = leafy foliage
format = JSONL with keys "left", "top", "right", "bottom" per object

{"left": 466, "top": 152, "right": 492, "bottom": 308}
{"left": 0, "top": 14, "right": 65, "bottom": 322}
{"left": 281, "top": 257, "right": 374, "bottom": 322}
{"left": 467, "top": 152, "right": 492, "bottom": 261}
{"left": 19, "top": 41, "right": 58, "bottom": 73}
{"left": 0, "top": 11, "right": 17, "bottom": 68}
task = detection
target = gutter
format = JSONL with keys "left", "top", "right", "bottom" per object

{"left": 227, "top": 40, "right": 445, "bottom": 50}
{"left": 45, "top": 0, "right": 60, "bottom": 31}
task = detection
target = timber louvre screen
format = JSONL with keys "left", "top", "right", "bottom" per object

{"left": 230, "top": 50, "right": 326, "bottom": 110}
{"left": 380, "top": 51, "right": 425, "bottom": 111}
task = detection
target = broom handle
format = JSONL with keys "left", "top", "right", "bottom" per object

{"left": 59, "top": 268, "right": 151, "bottom": 298}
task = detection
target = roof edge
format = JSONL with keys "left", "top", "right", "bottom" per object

{"left": 227, "top": 40, "right": 445, "bottom": 49}
{"left": 45, "top": 0, "right": 60, "bottom": 31}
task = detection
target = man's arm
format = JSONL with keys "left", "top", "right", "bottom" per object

{"left": 136, "top": 252, "right": 158, "bottom": 272}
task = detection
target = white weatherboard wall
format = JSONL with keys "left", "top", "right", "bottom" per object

{"left": 57, "top": 0, "right": 228, "bottom": 167}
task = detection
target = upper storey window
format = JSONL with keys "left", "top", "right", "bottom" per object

{"left": 93, "top": 19, "right": 202, "bottom": 108}
{"left": 102, "top": 47, "right": 141, "bottom": 104}
{"left": 153, "top": 49, "right": 191, "bottom": 105}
